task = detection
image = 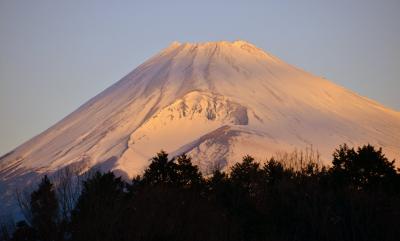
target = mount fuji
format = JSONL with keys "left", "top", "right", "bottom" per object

{"left": 1, "top": 40, "right": 400, "bottom": 216}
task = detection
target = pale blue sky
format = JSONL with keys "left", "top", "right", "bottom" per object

{"left": 0, "top": 0, "right": 399, "bottom": 155}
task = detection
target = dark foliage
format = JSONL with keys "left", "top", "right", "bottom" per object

{"left": 70, "top": 171, "right": 125, "bottom": 241}
{"left": 30, "top": 176, "right": 59, "bottom": 241}
{"left": 8, "top": 144, "right": 400, "bottom": 241}
{"left": 331, "top": 144, "right": 398, "bottom": 191}
{"left": 10, "top": 221, "right": 35, "bottom": 241}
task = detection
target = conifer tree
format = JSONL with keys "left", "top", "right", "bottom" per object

{"left": 30, "top": 175, "right": 58, "bottom": 241}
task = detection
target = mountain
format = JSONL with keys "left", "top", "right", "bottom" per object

{"left": 1, "top": 40, "right": 400, "bottom": 216}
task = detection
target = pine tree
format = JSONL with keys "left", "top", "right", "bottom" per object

{"left": 175, "top": 154, "right": 203, "bottom": 187}
{"left": 142, "top": 151, "right": 178, "bottom": 185}
{"left": 70, "top": 171, "right": 125, "bottom": 241}
{"left": 30, "top": 175, "right": 58, "bottom": 241}
{"left": 230, "top": 155, "right": 262, "bottom": 193}
{"left": 331, "top": 144, "right": 397, "bottom": 190}
{"left": 262, "top": 158, "right": 287, "bottom": 185}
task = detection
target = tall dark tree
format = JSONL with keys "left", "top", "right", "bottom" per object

{"left": 230, "top": 155, "right": 262, "bottom": 193}
{"left": 142, "top": 151, "right": 178, "bottom": 185}
{"left": 175, "top": 154, "right": 203, "bottom": 187}
{"left": 208, "top": 169, "right": 229, "bottom": 193}
{"left": 262, "top": 158, "right": 288, "bottom": 185}
{"left": 30, "top": 175, "right": 58, "bottom": 241}
{"left": 70, "top": 171, "right": 125, "bottom": 241}
{"left": 229, "top": 156, "right": 265, "bottom": 240}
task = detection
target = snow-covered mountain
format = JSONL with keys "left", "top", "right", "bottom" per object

{"left": 1, "top": 40, "right": 400, "bottom": 216}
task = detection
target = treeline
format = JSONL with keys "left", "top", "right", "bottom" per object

{"left": 2, "top": 144, "right": 400, "bottom": 241}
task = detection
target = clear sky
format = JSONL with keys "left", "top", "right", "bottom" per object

{"left": 0, "top": 0, "right": 399, "bottom": 155}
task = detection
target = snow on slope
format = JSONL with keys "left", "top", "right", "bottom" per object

{"left": 1, "top": 40, "right": 400, "bottom": 216}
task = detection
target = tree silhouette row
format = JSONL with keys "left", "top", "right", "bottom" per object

{"left": 3, "top": 144, "right": 400, "bottom": 241}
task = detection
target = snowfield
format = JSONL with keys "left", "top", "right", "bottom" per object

{"left": 1, "top": 40, "right": 400, "bottom": 216}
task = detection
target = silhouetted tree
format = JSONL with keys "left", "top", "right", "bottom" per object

{"left": 30, "top": 175, "right": 58, "bottom": 241}
{"left": 229, "top": 156, "right": 266, "bottom": 240}
{"left": 175, "top": 154, "right": 203, "bottom": 188}
{"left": 331, "top": 144, "right": 397, "bottom": 190}
{"left": 230, "top": 155, "right": 262, "bottom": 194}
{"left": 142, "top": 151, "right": 178, "bottom": 186}
{"left": 262, "top": 158, "right": 288, "bottom": 185}
{"left": 208, "top": 169, "right": 229, "bottom": 192}
{"left": 141, "top": 152, "right": 203, "bottom": 188}
{"left": 207, "top": 169, "right": 232, "bottom": 210}
{"left": 70, "top": 171, "right": 125, "bottom": 241}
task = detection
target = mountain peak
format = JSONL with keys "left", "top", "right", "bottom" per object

{"left": 1, "top": 39, "right": 400, "bottom": 218}
{"left": 232, "top": 39, "right": 255, "bottom": 46}
{"left": 167, "top": 40, "right": 255, "bottom": 48}
{"left": 163, "top": 40, "right": 270, "bottom": 60}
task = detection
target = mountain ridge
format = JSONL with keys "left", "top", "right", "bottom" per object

{"left": 1, "top": 40, "right": 400, "bottom": 216}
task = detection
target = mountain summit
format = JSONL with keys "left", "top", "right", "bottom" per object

{"left": 1, "top": 40, "right": 400, "bottom": 214}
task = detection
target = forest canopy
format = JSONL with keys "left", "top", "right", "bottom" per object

{"left": 2, "top": 144, "right": 400, "bottom": 241}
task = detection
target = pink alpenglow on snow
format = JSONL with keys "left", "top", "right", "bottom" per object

{"left": 1, "top": 40, "right": 400, "bottom": 216}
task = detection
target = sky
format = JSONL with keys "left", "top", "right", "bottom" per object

{"left": 0, "top": 0, "right": 399, "bottom": 155}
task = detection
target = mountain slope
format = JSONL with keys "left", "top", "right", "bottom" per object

{"left": 1, "top": 40, "right": 400, "bottom": 216}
